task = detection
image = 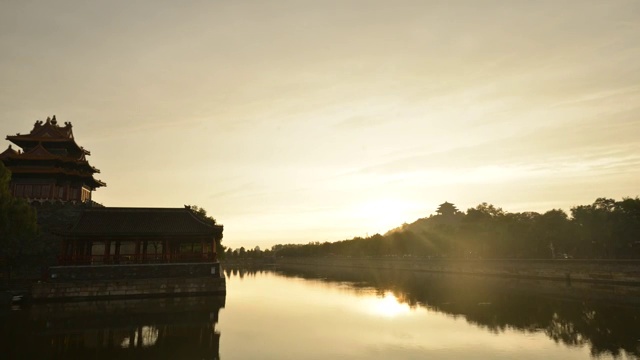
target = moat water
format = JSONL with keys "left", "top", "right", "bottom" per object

{"left": 2, "top": 265, "right": 640, "bottom": 359}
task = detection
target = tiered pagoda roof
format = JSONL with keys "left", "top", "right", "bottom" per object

{"left": 6, "top": 115, "right": 89, "bottom": 156}
{"left": 1, "top": 115, "right": 105, "bottom": 189}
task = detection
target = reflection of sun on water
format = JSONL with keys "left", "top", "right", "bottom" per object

{"left": 366, "top": 292, "right": 411, "bottom": 318}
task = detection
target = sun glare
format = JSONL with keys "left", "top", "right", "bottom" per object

{"left": 355, "top": 199, "right": 415, "bottom": 232}
{"left": 366, "top": 292, "right": 411, "bottom": 318}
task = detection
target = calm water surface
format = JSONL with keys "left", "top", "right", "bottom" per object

{"left": 2, "top": 265, "right": 640, "bottom": 359}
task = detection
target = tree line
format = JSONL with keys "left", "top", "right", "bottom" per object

{"left": 224, "top": 246, "right": 272, "bottom": 259}
{"left": 239, "top": 198, "right": 640, "bottom": 259}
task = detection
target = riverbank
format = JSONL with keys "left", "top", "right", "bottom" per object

{"left": 274, "top": 257, "right": 640, "bottom": 286}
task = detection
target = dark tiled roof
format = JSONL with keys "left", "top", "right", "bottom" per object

{"left": 0, "top": 145, "right": 18, "bottom": 160}
{"left": 64, "top": 207, "right": 223, "bottom": 237}
{"left": 7, "top": 118, "right": 90, "bottom": 155}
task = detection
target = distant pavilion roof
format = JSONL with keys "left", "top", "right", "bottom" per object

{"left": 59, "top": 207, "right": 223, "bottom": 238}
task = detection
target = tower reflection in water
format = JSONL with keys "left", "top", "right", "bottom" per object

{"left": 4, "top": 296, "right": 225, "bottom": 360}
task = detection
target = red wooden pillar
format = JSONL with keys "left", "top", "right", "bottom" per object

{"left": 75, "top": 241, "right": 81, "bottom": 264}
{"left": 63, "top": 239, "right": 68, "bottom": 265}
{"left": 59, "top": 239, "right": 68, "bottom": 265}
{"left": 105, "top": 240, "right": 111, "bottom": 264}
{"left": 72, "top": 239, "right": 78, "bottom": 264}
{"left": 212, "top": 237, "right": 216, "bottom": 262}
{"left": 142, "top": 241, "right": 148, "bottom": 263}
{"left": 83, "top": 241, "right": 90, "bottom": 264}
{"left": 137, "top": 327, "right": 143, "bottom": 348}
{"left": 135, "top": 239, "right": 141, "bottom": 263}
{"left": 114, "top": 241, "right": 121, "bottom": 264}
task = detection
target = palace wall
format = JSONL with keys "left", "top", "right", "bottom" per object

{"left": 47, "top": 262, "right": 222, "bottom": 281}
{"left": 33, "top": 263, "right": 225, "bottom": 301}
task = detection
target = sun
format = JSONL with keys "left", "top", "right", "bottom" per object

{"left": 355, "top": 198, "right": 414, "bottom": 232}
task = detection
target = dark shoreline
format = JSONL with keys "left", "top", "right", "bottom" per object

{"left": 226, "top": 257, "right": 640, "bottom": 287}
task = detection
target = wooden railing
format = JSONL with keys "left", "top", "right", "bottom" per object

{"left": 56, "top": 253, "right": 218, "bottom": 266}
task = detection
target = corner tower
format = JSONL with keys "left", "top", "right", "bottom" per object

{"left": 0, "top": 115, "right": 106, "bottom": 203}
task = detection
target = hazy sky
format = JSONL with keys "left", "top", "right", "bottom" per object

{"left": 1, "top": 1, "right": 639, "bottom": 249}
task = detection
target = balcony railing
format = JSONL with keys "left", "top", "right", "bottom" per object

{"left": 57, "top": 253, "right": 218, "bottom": 266}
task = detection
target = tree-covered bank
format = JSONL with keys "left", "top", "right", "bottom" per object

{"left": 231, "top": 198, "right": 640, "bottom": 260}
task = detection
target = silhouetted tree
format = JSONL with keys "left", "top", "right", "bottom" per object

{"left": 571, "top": 198, "right": 616, "bottom": 258}
{"left": 185, "top": 204, "right": 225, "bottom": 257}
{"left": 185, "top": 204, "right": 216, "bottom": 224}
{"left": 0, "top": 162, "right": 39, "bottom": 281}
{"left": 535, "top": 209, "right": 571, "bottom": 258}
{"left": 610, "top": 197, "right": 640, "bottom": 257}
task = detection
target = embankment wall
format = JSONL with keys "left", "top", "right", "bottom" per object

{"left": 32, "top": 263, "right": 225, "bottom": 301}
{"left": 275, "top": 257, "right": 640, "bottom": 286}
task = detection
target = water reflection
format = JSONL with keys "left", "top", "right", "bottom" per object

{"left": 224, "top": 265, "right": 640, "bottom": 358}
{"left": 3, "top": 267, "right": 640, "bottom": 359}
{"left": 118, "top": 326, "right": 158, "bottom": 348}
{"left": 1, "top": 296, "right": 224, "bottom": 359}
{"left": 365, "top": 292, "right": 411, "bottom": 318}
